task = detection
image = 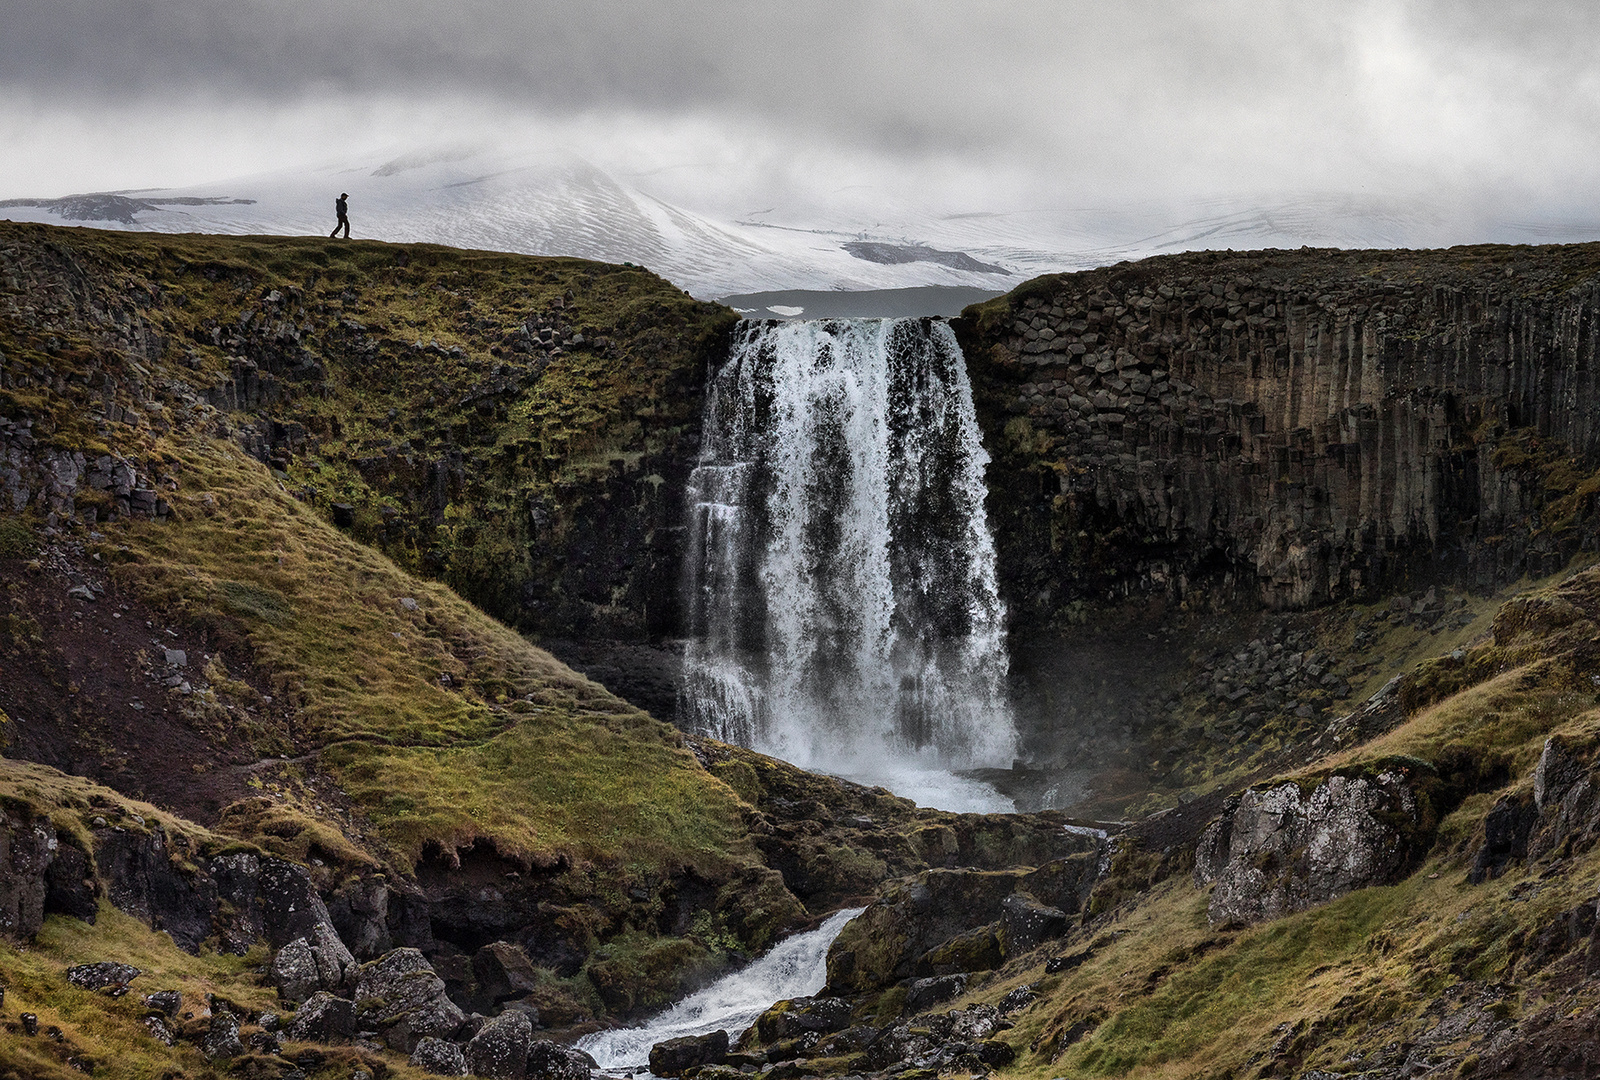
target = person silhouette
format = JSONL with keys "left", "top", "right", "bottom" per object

{"left": 330, "top": 193, "right": 350, "bottom": 239}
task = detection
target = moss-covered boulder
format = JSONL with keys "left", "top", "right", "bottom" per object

{"left": 824, "top": 850, "right": 1102, "bottom": 995}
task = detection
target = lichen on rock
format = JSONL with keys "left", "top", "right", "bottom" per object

{"left": 1195, "top": 765, "right": 1432, "bottom": 925}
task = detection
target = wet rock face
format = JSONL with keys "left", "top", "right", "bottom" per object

{"left": 958, "top": 250, "right": 1600, "bottom": 625}
{"left": 1195, "top": 767, "right": 1432, "bottom": 925}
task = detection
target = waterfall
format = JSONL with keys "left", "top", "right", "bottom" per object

{"left": 679, "top": 318, "right": 1018, "bottom": 810}
{"left": 577, "top": 907, "right": 864, "bottom": 1073}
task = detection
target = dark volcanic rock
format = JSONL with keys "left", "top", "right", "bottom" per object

{"left": 142, "top": 1014, "right": 177, "bottom": 1046}
{"left": 327, "top": 875, "right": 392, "bottom": 959}
{"left": 1000, "top": 893, "right": 1069, "bottom": 952}
{"left": 958, "top": 249, "right": 1600, "bottom": 627}
{"left": 44, "top": 843, "right": 98, "bottom": 922}
{"left": 998, "top": 984, "right": 1038, "bottom": 1015}
{"left": 0, "top": 810, "right": 54, "bottom": 941}
{"left": 649, "top": 1029, "right": 729, "bottom": 1076}
{"left": 474, "top": 940, "right": 541, "bottom": 1004}
{"left": 826, "top": 853, "right": 1101, "bottom": 994}
{"left": 754, "top": 997, "right": 853, "bottom": 1042}
{"left": 353, "top": 947, "right": 467, "bottom": 1052}
{"left": 464, "top": 1010, "right": 533, "bottom": 1079}
{"left": 65, "top": 961, "right": 140, "bottom": 991}
{"left": 94, "top": 825, "right": 215, "bottom": 952}
{"left": 1471, "top": 792, "right": 1540, "bottom": 883}
{"left": 283, "top": 991, "right": 357, "bottom": 1042}
{"left": 143, "top": 989, "right": 182, "bottom": 1017}
{"left": 199, "top": 1010, "right": 245, "bottom": 1060}
{"left": 410, "top": 1035, "right": 469, "bottom": 1076}
{"left": 211, "top": 853, "right": 354, "bottom": 954}
{"left": 247, "top": 1029, "right": 281, "bottom": 1055}
{"left": 1527, "top": 735, "right": 1600, "bottom": 861}
{"left": 526, "top": 1039, "right": 597, "bottom": 1080}
{"left": 906, "top": 974, "right": 968, "bottom": 1013}
{"left": 271, "top": 937, "right": 325, "bottom": 1004}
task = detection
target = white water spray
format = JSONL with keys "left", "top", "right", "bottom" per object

{"left": 577, "top": 907, "right": 864, "bottom": 1072}
{"left": 680, "top": 319, "right": 1018, "bottom": 811}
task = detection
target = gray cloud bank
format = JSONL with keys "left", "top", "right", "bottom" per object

{"left": 5, "top": 1, "right": 1600, "bottom": 235}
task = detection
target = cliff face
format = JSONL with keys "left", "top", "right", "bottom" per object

{"left": 955, "top": 244, "right": 1600, "bottom": 629}
{"left": 0, "top": 223, "right": 731, "bottom": 717}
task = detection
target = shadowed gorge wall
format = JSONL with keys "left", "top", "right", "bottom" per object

{"left": 955, "top": 244, "right": 1600, "bottom": 633}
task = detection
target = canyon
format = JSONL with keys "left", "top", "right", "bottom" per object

{"left": 6, "top": 221, "right": 1600, "bottom": 1079}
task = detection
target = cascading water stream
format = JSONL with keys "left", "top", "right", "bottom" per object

{"left": 577, "top": 907, "right": 865, "bottom": 1073}
{"left": 679, "top": 318, "right": 1018, "bottom": 811}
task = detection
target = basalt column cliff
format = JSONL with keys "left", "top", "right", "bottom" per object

{"left": 956, "top": 245, "right": 1600, "bottom": 628}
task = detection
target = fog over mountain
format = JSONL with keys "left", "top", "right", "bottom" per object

{"left": 5, "top": 2, "right": 1600, "bottom": 293}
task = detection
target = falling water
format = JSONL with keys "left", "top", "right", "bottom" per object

{"left": 679, "top": 318, "right": 1018, "bottom": 810}
{"left": 577, "top": 907, "right": 864, "bottom": 1073}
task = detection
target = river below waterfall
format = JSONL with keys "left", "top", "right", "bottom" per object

{"left": 678, "top": 318, "right": 1018, "bottom": 812}
{"left": 578, "top": 907, "right": 865, "bottom": 1073}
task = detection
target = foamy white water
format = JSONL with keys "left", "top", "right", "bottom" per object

{"left": 578, "top": 907, "right": 865, "bottom": 1072}
{"left": 679, "top": 318, "right": 1018, "bottom": 812}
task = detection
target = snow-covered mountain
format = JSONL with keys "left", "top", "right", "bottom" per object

{"left": 7, "top": 146, "right": 1600, "bottom": 299}
{"left": 2, "top": 147, "right": 1018, "bottom": 298}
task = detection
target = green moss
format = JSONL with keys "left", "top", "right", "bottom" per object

{"left": 584, "top": 932, "right": 713, "bottom": 1015}
{"left": 0, "top": 905, "right": 274, "bottom": 1080}
{"left": 0, "top": 515, "right": 39, "bottom": 559}
{"left": 920, "top": 924, "right": 1003, "bottom": 975}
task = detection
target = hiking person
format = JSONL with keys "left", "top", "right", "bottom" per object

{"left": 330, "top": 193, "right": 350, "bottom": 239}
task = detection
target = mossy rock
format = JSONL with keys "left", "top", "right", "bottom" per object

{"left": 917, "top": 922, "right": 1004, "bottom": 976}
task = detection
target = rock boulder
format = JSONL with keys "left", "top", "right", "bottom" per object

{"left": 526, "top": 1039, "right": 597, "bottom": 1080}
{"left": 754, "top": 997, "right": 853, "bottom": 1042}
{"left": 649, "top": 1030, "right": 729, "bottom": 1077}
{"left": 283, "top": 991, "right": 356, "bottom": 1042}
{"left": 410, "top": 1035, "right": 469, "bottom": 1076}
{"left": 353, "top": 947, "right": 467, "bottom": 1052}
{"left": 464, "top": 1010, "right": 533, "bottom": 1079}
{"left": 825, "top": 853, "right": 1101, "bottom": 994}
{"left": 1195, "top": 765, "right": 1434, "bottom": 926}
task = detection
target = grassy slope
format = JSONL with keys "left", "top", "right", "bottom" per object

{"left": 110, "top": 435, "right": 750, "bottom": 875}
{"left": 933, "top": 562, "right": 1600, "bottom": 1080}
{"left": 1, "top": 222, "right": 735, "bottom": 641}
{"left": 0, "top": 221, "right": 751, "bottom": 874}
{"left": 0, "top": 763, "right": 278, "bottom": 1080}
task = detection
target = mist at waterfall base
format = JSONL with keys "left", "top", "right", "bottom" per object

{"left": 578, "top": 907, "right": 865, "bottom": 1073}
{"left": 679, "top": 318, "right": 1019, "bottom": 813}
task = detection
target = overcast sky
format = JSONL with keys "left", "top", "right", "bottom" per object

{"left": 4, "top": 1, "right": 1599, "bottom": 225}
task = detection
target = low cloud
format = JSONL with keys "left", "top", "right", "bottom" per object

{"left": 4, "top": 1, "right": 1600, "bottom": 229}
